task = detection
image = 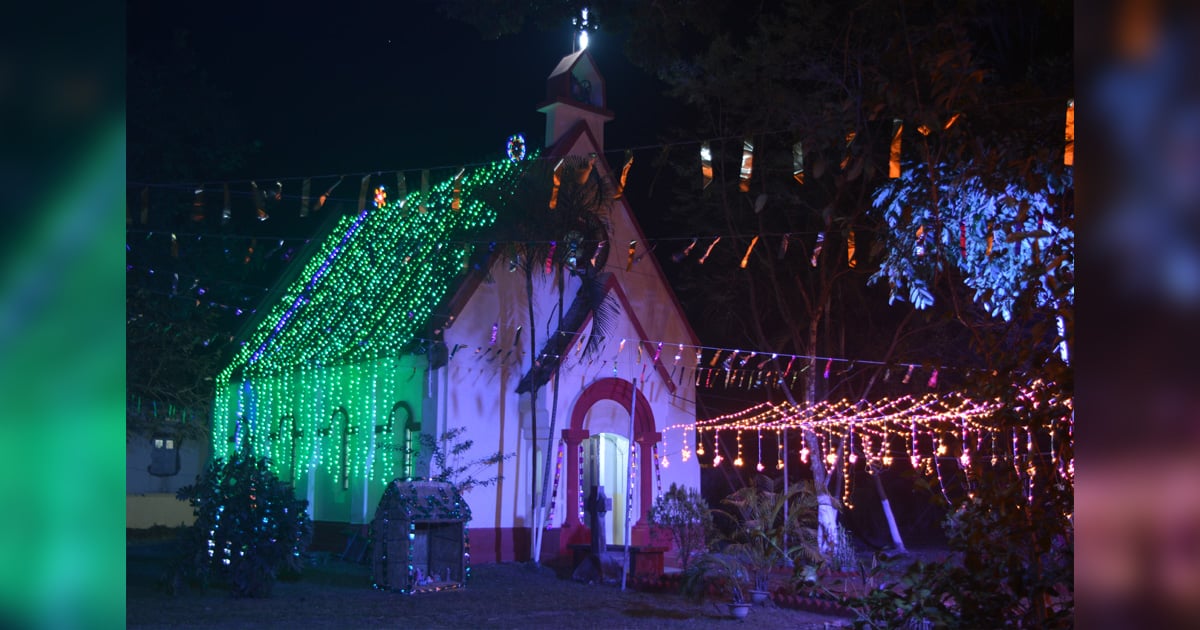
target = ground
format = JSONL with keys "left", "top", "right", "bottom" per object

{"left": 127, "top": 533, "right": 856, "bottom": 629}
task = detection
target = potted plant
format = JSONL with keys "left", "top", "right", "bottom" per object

{"left": 683, "top": 551, "right": 753, "bottom": 619}
{"left": 716, "top": 476, "right": 822, "bottom": 605}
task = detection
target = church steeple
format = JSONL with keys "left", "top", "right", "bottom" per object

{"left": 536, "top": 50, "right": 614, "bottom": 152}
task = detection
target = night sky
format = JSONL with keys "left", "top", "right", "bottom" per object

{"left": 128, "top": 0, "right": 675, "bottom": 183}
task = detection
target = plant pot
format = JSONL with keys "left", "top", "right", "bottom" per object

{"left": 748, "top": 589, "right": 770, "bottom": 605}
{"left": 727, "top": 602, "right": 752, "bottom": 619}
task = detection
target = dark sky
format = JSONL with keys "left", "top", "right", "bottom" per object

{"left": 127, "top": 0, "right": 675, "bottom": 182}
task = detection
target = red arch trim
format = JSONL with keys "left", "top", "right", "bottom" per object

{"left": 569, "top": 377, "right": 657, "bottom": 437}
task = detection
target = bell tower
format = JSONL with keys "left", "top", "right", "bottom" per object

{"left": 536, "top": 50, "right": 614, "bottom": 152}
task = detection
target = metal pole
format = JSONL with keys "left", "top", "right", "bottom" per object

{"left": 621, "top": 377, "right": 637, "bottom": 591}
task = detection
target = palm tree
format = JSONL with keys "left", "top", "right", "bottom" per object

{"left": 485, "top": 153, "right": 617, "bottom": 563}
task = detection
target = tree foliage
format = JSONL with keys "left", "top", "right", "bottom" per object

{"left": 650, "top": 482, "right": 715, "bottom": 572}
{"left": 175, "top": 448, "right": 313, "bottom": 597}
{"left": 419, "top": 427, "right": 515, "bottom": 495}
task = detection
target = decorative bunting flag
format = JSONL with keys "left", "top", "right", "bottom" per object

{"left": 590, "top": 240, "right": 607, "bottom": 268}
{"left": 615, "top": 150, "right": 633, "bottom": 199}
{"left": 357, "top": 174, "right": 371, "bottom": 212}
{"left": 699, "top": 236, "right": 720, "bottom": 264}
{"left": 943, "top": 113, "right": 962, "bottom": 130}
{"left": 917, "top": 124, "right": 932, "bottom": 136}
{"left": 272, "top": 181, "right": 282, "bottom": 202}
{"left": 300, "top": 178, "right": 311, "bottom": 217}
{"left": 191, "top": 185, "right": 205, "bottom": 222}
{"left": 986, "top": 224, "right": 995, "bottom": 256}
{"left": 740, "top": 235, "right": 759, "bottom": 269}
{"left": 811, "top": 232, "right": 825, "bottom": 267}
{"left": 847, "top": 230, "right": 857, "bottom": 268}
{"left": 778, "top": 234, "right": 789, "bottom": 259}
{"left": 546, "top": 241, "right": 557, "bottom": 274}
{"left": 792, "top": 141, "right": 805, "bottom": 185}
{"left": 549, "top": 158, "right": 564, "bottom": 209}
{"left": 960, "top": 222, "right": 968, "bottom": 259}
{"left": 222, "top": 183, "right": 231, "bottom": 225}
{"left": 170, "top": 233, "right": 178, "bottom": 258}
{"left": 397, "top": 172, "right": 407, "bottom": 207}
{"left": 927, "top": 368, "right": 939, "bottom": 388}
{"left": 823, "top": 358, "right": 832, "bottom": 379}
{"left": 317, "top": 176, "right": 342, "bottom": 211}
{"left": 673, "top": 238, "right": 697, "bottom": 262}
{"left": 889, "top": 119, "right": 903, "bottom": 179}
{"left": 841, "top": 131, "right": 856, "bottom": 170}
{"left": 419, "top": 170, "right": 429, "bottom": 214}
{"left": 902, "top": 364, "right": 915, "bottom": 384}
{"left": 915, "top": 225, "right": 926, "bottom": 257}
{"left": 626, "top": 240, "right": 637, "bottom": 271}
{"left": 739, "top": 138, "right": 754, "bottom": 192}
{"left": 576, "top": 155, "right": 596, "bottom": 184}
{"left": 700, "top": 142, "right": 713, "bottom": 189}
{"left": 451, "top": 167, "right": 465, "bottom": 211}
{"left": 251, "top": 181, "right": 269, "bottom": 221}
{"left": 1064, "top": 99, "right": 1074, "bottom": 166}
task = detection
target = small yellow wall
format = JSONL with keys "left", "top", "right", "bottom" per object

{"left": 127, "top": 493, "right": 195, "bottom": 529}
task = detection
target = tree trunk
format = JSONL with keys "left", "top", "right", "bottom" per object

{"left": 532, "top": 268, "right": 567, "bottom": 564}
{"left": 525, "top": 264, "right": 540, "bottom": 557}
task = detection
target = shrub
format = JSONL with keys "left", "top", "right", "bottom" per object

{"left": 176, "top": 448, "right": 312, "bottom": 597}
{"left": 649, "top": 483, "right": 714, "bottom": 572}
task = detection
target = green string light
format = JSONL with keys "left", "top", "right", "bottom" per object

{"left": 212, "top": 155, "right": 534, "bottom": 482}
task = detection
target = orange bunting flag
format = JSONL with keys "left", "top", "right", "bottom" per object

{"left": 792, "top": 141, "right": 805, "bottom": 185}
{"left": 222, "top": 183, "right": 232, "bottom": 225}
{"left": 191, "top": 185, "right": 205, "bottom": 222}
{"left": 419, "top": 170, "right": 429, "bottom": 214}
{"left": 986, "top": 224, "right": 995, "bottom": 256}
{"left": 317, "top": 176, "right": 342, "bottom": 212}
{"left": 1064, "top": 99, "right": 1074, "bottom": 166}
{"left": 917, "top": 124, "right": 932, "bottom": 136}
{"left": 699, "top": 236, "right": 720, "bottom": 264}
{"left": 576, "top": 154, "right": 596, "bottom": 184}
{"left": 251, "top": 181, "right": 269, "bottom": 221}
{"left": 889, "top": 119, "right": 903, "bottom": 179}
{"left": 615, "top": 150, "right": 633, "bottom": 199}
{"left": 740, "top": 235, "right": 760, "bottom": 268}
{"left": 300, "top": 178, "right": 311, "bottom": 217}
{"left": 626, "top": 240, "right": 637, "bottom": 272}
{"left": 811, "top": 232, "right": 825, "bottom": 267}
{"left": 943, "top": 113, "right": 961, "bottom": 130}
{"left": 672, "top": 238, "right": 697, "bottom": 262}
{"left": 451, "top": 167, "right": 465, "bottom": 211}
{"left": 357, "top": 174, "right": 371, "bottom": 212}
{"left": 549, "top": 158, "right": 564, "bottom": 209}
{"left": 847, "top": 230, "right": 857, "bottom": 268}
{"left": 700, "top": 142, "right": 713, "bottom": 189}
{"left": 739, "top": 138, "right": 754, "bottom": 192}
{"left": 778, "top": 235, "right": 790, "bottom": 259}
{"left": 915, "top": 225, "right": 926, "bottom": 257}
{"left": 840, "top": 131, "right": 856, "bottom": 170}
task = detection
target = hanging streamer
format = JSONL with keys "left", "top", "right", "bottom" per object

{"left": 778, "top": 235, "right": 790, "bottom": 259}
{"left": 300, "top": 178, "right": 311, "bottom": 217}
{"left": 699, "top": 237, "right": 720, "bottom": 264}
{"left": 1064, "top": 99, "right": 1074, "bottom": 166}
{"left": 841, "top": 131, "right": 856, "bottom": 170}
{"left": 222, "top": 183, "right": 231, "bottom": 225}
{"left": 902, "top": 365, "right": 915, "bottom": 384}
{"left": 626, "top": 240, "right": 637, "bottom": 272}
{"left": 549, "top": 158, "right": 565, "bottom": 209}
{"left": 738, "top": 137, "right": 754, "bottom": 192}
{"left": 700, "top": 141, "right": 713, "bottom": 189}
{"left": 317, "top": 176, "right": 343, "bottom": 211}
{"left": 927, "top": 368, "right": 939, "bottom": 388}
{"left": 739, "top": 235, "right": 760, "bottom": 269}
{"left": 614, "top": 150, "right": 634, "bottom": 199}
{"left": 960, "top": 222, "right": 968, "bottom": 259}
{"left": 419, "top": 170, "right": 429, "bottom": 214}
{"left": 847, "top": 230, "right": 857, "bottom": 268}
{"left": 576, "top": 154, "right": 596, "bottom": 184}
{"left": 396, "top": 172, "right": 407, "bottom": 208}
{"left": 251, "top": 181, "right": 269, "bottom": 221}
{"left": 792, "top": 141, "right": 805, "bottom": 185}
{"left": 546, "top": 241, "right": 557, "bottom": 274}
{"left": 811, "top": 232, "right": 825, "bottom": 267}
{"left": 191, "top": 185, "right": 205, "bottom": 222}
{"left": 357, "top": 174, "right": 371, "bottom": 212}
{"left": 451, "top": 167, "right": 465, "bottom": 211}
{"left": 889, "top": 119, "right": 903, "bottom": 179}
{"left": 672, "top": 238, "right": 698, "bottom": 262}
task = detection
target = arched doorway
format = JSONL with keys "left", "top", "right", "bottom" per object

{"left": 560, "top": 378, "right": 661, "bottom": 551}
{"left": 583, "top": 431, "right": 630, "bottom": 545}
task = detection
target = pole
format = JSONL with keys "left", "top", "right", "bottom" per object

{"left": 621, "top": 377, "right": 637, "bottom": 591}
{"left": 782, "top": 426, "right": 789, "bottom": 555}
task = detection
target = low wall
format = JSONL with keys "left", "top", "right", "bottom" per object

{"left": 127, "top": 493, "right": 195, "bottom": 529}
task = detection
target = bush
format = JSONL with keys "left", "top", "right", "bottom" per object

{"left": 649, "top": 483, "right": 714, "bottom": 572}
{"left": 176, "top": 448, "right": 312, "bottom": 597}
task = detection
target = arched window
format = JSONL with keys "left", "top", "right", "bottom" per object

{"left": 328, "top": 407, "right": 351, "bottom": 490}
{"left": 383, "top": 402, "right": 420, "bottom": 478}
